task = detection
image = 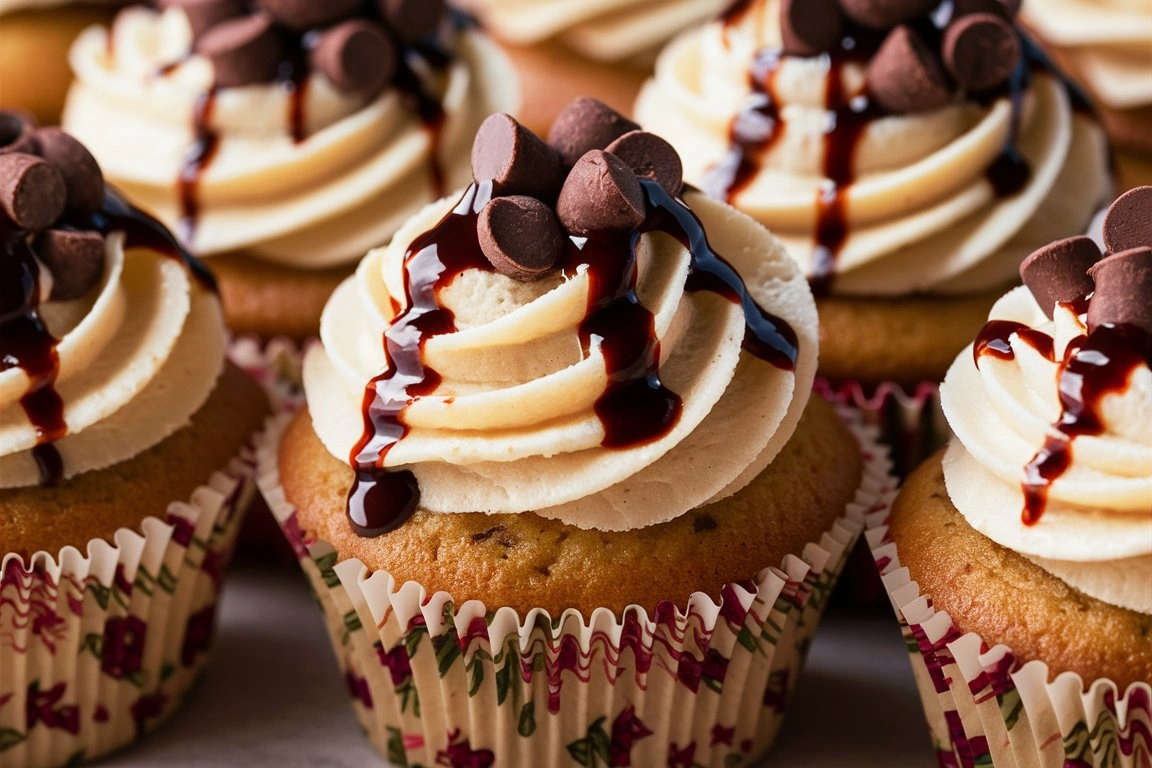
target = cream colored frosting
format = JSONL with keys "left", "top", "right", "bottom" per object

{"left": 941, "top": 286, "right": 1152, "bottom": 614}
{"left": 63, "top": 5, "right": 518, "bottom": 269}
{"left": 1023, "top": 0, "right": 1152, "bottom": 110}
{"left": 303, "top": 189, "right": 819, "bottom": 531}
{"left": 0, "top": 234, "right": 225, "bottom": 488}
{"left": 634, "top": 0, "right": 1112, "bottom": 296}
{"left": 454, "top": 0, "right": 725, "bottom": 62}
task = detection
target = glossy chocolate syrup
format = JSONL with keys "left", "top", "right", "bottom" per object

{"left": 972, "top": 319, "right": 1054, "bottom": 365}
{"left": 345, "top": 180, "right": 800, "bottom": 537}
{"left": 178, "top": 86, "right": 219, "bottom": 244}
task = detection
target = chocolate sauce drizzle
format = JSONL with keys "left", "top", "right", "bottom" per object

{"left": 345, "top": 181, "right": 799, "bottom": 538}
{"left": 974, "top": 316, "right": 1152, "bottom": 525}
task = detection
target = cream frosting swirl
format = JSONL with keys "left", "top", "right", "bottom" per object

{"left": 62, "top": 5, "right": 517, "bottom": 269}
{"left": 0, "top": 226, "right": 225, "bottom": 489}
{"left": 303, "top": 187, "right": 818, "bottom": 531}
{"left": 941, "top": 286, "right": 1152, "bottom": 613}
{"left": 634, "top": 0, "right": 1112, "bottom": 296}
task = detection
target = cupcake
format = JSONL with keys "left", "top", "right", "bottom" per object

{"left": 256, "top": 99, "right": 894, "bottom": 765}
{"left": 635, "top": 0, "right": 1112, "bottom": 473}
{"left": 62, "top": 0, "right": 516, "bottom": 353}
{"left": 452, "top": 0, "right": 728, "bottom": 133}
{"left": 0, "top": 113, "right": 268, "bottom": 767}
{"left": 867, "top": 187, "right": 1152, "bottom": 766}
{"left": 0, "top": 0, "right": 127, "bottom": 124}
{"left": 1021, "top": 0, "right": 1152, "bottom": 188}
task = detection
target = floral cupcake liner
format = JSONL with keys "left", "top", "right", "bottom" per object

{"left": 228, "top": 335, "right": 311, "bottom": 412}
{"left": 866, "top": 521, "right": 1152, "bottom": 768}
{"left": 0, "top": 451, "right": 258, "bottom": 768}
{"left": 255, "top": 408, "right": 896, "bottom": 767}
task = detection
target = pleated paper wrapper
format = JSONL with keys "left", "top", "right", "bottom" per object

{"left": 255, "top": 408, "right": 896, "bottom": 767}
{"left": 866, "top": 519, "right": 1152, "bottom": 768}
{"left": 0, "top": 452, "right": 258, "bottom": 768}
{"left": 229, "top": 335, "right": 310, "bottom": 412}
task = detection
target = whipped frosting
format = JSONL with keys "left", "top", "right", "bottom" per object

{"left": 303, "top": 186, "right": 819, "bottom": 531}
{"left": 634, "top": 0, "right": 1112, "bottom": 296}
{"left": 1023, "top": 0, "right": 1152, "bottom": 110}
{"left": 63, "top": 5, "right": 517, "bottom": 269}
{"left": 941, "top": 286, "right": 1152, "bottom": 613}
{"left": 454, "top": 0, "right": 726, "bottom": 63}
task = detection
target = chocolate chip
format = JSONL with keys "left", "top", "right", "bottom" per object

{"left": 942, "top": 13, "right": 1020, "bottom": 92}
{"left": 0, "top": 153, "right": 66, "bottom": 231}
{"left": 471, "top": 113, "right": 566, "bottom": 201}
{"left": 195, "top": 13, "right": 283, "bottom": 88}
{"left": 34, "top": 229, "right": 106, "bottom": 302}
{"left": 1087, "top": 247, "right": 1152, "bottom": 334}
{"left": 556, "top": 150, "right": 645, "bottom": 235}
{"left": 1102, "top": 186, "right": 1152, "bottom": 255}
{"left": 311, "top": 21, "right": 396, "bottom": 95}
{"left": 837, "top": 0, "right": 936, "bottom": 28}
{"left": 378, "top": 0, "right": 446, "bottom": 42}
{"left": 867, "top": 26, "right": 954, "bottom": 113}
{"left": 0, "top": 110, "right": 38, "bottom": 155}
{"left": 477, "top": 196, "right": 567, "bottom": 282}
{"left": 547, "top": 97, "right": 640, "bottom": 168}
{"left": 254, "top": 0, "right": 360, "bottom": 30}
{"left": 952, "top": 0, "right": 1020, "bottom": 20}
{"left": 781, "top": 0, "right": 844, "bottom": 56}
{"left": 169, "top": 0, "right": 246, "bottom": 39}
{"left": 604, "top": 130, "right": 683, "bottom": 196}
{"left": 35, "top": 129, "right": 105, "bottom": 215}
{"left": 1018, "top": 235, "right": 1100, "bottom": 318}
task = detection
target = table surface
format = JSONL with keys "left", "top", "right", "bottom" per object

{"left": 95, "top": 563, "right": 937, "bottom": 767}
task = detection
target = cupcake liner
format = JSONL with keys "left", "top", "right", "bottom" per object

{"left": 0, "top": 450, "right": 258, "bottom": 768}
{"left": 866, "top": 521, "right": 1152, "bottom": 768}
{"left": 228, "top": 334, "right": 311, "bottom": 412}
{"left": 255, "top": 408, "right": 896, "bottom": 767}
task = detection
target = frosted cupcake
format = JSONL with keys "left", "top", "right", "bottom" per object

{"left": 635, "top": 0, "right": 1112, "bottom": 471}
{"left": 868, "top": 187, "right": 1151, "bottom": 766}
{"left": 0, "top": 114, "right": 268, "bottom": 767}
{"left": 257, "top": 99, "right": 893, "bottom": 766}
{"left": 63, "top": 0, "right": 516, "bottom": 345}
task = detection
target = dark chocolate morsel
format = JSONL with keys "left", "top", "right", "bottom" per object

{"left": 35, "top": 128, "right": 105, "bottom": 215}
{"left": 604, "top": 130, "right": 683, "bottom": 196}
{"left": 379, "top": 0, "right": 446, "bottom": 42}
{"left": 254, "top": 0, "right": 360, "bottom": 30}
{"left": 837, "top": 0, "right": 936, "bottom": 28}
{"left": 1018, "top": 235, "right": 1100, "bottom": 318}
{"left": 556, "top": 150, "right": 645, "bottom": 235}
{"left": 0, "top": 110, "right": 39, "bottom": 155}
{"left": 471, "top": 113, "right": 566, "bottom": 201}
{"left": 1102, "top": 186, "right": 1152, "bottom": 255}
{"left": 311, "top": 21, "right": 396, "bottom": 95}
{"left": 169, "top": 0, "right": 247, "bottom": 39}
{"left": 0, "top": 153, "right": 66, "bottom": 230}
{"left": 952, "top": 0, "right": 1021, "bottom": 19}
{"left": 1087, "top": 247, "right": 1152, "bottom": 334}
{"left": 942, "top": 13, "right": 1021, "bottom": 91}
{"left": 34, "top": 229, "right": 106, "bottom": 302}
{"left": 866, "top": 26, "right": 953, "bottom": 114}
{"left": 781, "top": 0, "right": 844, "bottom": 56}
{"left": 195, "top": 13, "right": 283, "bottom": 88}
{"left": 547, "top": 97, "right": 641, "bottom": 168}
{"left": 477, "top": 195, "right": 566, "bottom": 281}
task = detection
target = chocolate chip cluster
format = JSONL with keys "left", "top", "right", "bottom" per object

{"left": 164, "top": 0, "right": 446, "bottom": 92}
{"left": 469, "top": 98, "right": 684, "bottom": 282}
{"left": 779, "top": 0, "right": 1022, "bottom": 114}
{"left": 0, "top": 111, "right": 106, "bottom": 301}
{"left": 1020, "top": 186, "right": 1152, "bottom": 334}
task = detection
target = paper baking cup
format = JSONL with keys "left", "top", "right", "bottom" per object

{"left": 228, "top": 335, "right": 310, "bottom": 412}
{"left": 0, "top": 452, "right": 257, "bottom": 768}
{"left": 866, "top": 521, "right": 1152, "bottom": 768}
{"left": 255, "top": 409, "right": 896, "bottom": 767}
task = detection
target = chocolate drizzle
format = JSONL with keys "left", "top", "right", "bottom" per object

{"left": 178, "top": 86, "right": 220, "bottom": 244}
{"left": 345, "top": 180, "right": 799, "bottom": 538}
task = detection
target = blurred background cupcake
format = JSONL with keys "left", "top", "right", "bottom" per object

{"left": 869, "top": 187, "right": 1151, "bottom": 766}
{"left": 1021, "top": 0, "right": 1152, "bottom": 189}
{"left": 257, "top": 100, "right": 893, "bottom": 765}
{"left": 636, "top": 0, "right": 1112, "bottom": 474}
{"left": 0, "top": 114, "right": 268, "bottom": 767}
{"left": 0, "top": 0, "right": 127, "bottom": 123}
{"left": 451, "top": 0, "right": 727, "bottom": 133}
